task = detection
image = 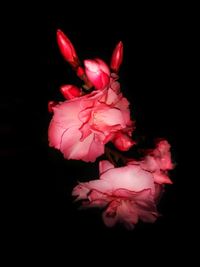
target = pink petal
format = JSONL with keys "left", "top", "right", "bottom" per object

{"left": 153, "top": 140, "right": 174, "bottom": 170}
{"left": 87, "top": 190, "right": 110, "bottom": 208}
{"left": 117, "top": 201, "right": 138, "bottom": 229}
{"left": 83, "top": 199, "right": 108, "bottom": 208}
{"left": 105, "top": 88, "right": 119, "bottom": 105}
{"left": 100, "top": 165, "right": 155, "bottom": 194}
{"left": 140, "top": 156, "right": 159, "bottom": 172}
{"left": 137, "top": 209, "right": 158, "bottom": 223}
{"left": 153, "top": 171, "right": 173, "bottom": 184}
{"left": 154, "top": 183, "right": 164, "bottom": 203}
{"left": 115, "top": 96, "right": 130, "bottom": 110}
{"left": 155, "top": 140, "right": 171, "bottom": 155}
{"left": 48, "top": 120, "right": 66, "bottom": 149}
{"left": 93, "top": 106, "right": 126, "bottom": 128}
{"left": 60, "top": 127, "right": 104, "bottom": 162}
{"left": 99, "top": 160, "right": 115, "bottom": 175}
{"left": 157, "top": 156, "right": 174, "bottom": 171}
{"left": 112, "top": 188, "right": 139, "bottom": 199}
{"left": 95, "top": 58, "right": 110, "bottom": 76}
{"left": 48, "top": 100, "right": 80, "bottom": 149}
{"left": 102, "top": 201, "right": 120, "bottom": 227}
{"left": 72, "top": 183, "right": 90, "bottom": 200}
{"left": 51, "top": 101, "right": 81, "bottom": 129}
{"left": 110, "top": 81, "right": 120, "bottom": 93}
{"left": 86, "top": 135, "right": 105, "bottom": 162}
{"left": 79, "top": 123, "right": 92, "bottom": 141}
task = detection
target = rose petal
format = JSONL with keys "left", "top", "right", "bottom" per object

{"left": 100, "top": 165, "right": 155, "bottom": 194}
{"left": 99, "top": 160, "right": 115, "bottom": 175}
{"left": 153, "top": 171, "right": 173, "bottom": 184}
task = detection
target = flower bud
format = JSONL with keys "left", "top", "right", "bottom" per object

{"left": 110, "top": 41, "right": 123, "bottom": 72}
{"left": 84, "top": 58, "right": 110, "bottom": 90}
{"left": 48, "top": 101, "right": 57, "bottom": 113}
{"left": 113, "top": 132, "right": 135, "bottom": 151}
{"left": 57, "top": 29, "right": 79, "bottom": 68}
{"left": 60, "top": 85, "right": 82, "bottom": 99}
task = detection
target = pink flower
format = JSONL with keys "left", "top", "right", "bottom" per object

{"left": 72, "top": 160, "right": 160, "bottom": 229}
{"left": 57, "top": 29, "right": 79, "bottom": 68}
{"left": 60, "top": 85, "right": 82, "bottom": 100}
{"left": 110, "top": 41, "right": 123, "bottom": 72}
{"left": 129, "top": 140, "right": 174, "bottom": 185}
{"left": 84, "top": 59, "right": 110, "bottom": 90}
{"left": 48, "top": 80, "right": 134, "bottom": 162}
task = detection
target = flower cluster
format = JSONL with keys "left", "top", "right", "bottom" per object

{"left": 72, "top": 140, "right": 173, "bottom": 229}
{"left": 48, "top": 30, "right": 174, "bottom": 229}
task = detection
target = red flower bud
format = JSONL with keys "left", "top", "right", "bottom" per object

{"left": 48, "top": 101, "right": 57, "bottom": 113}
{"left": 113, "top": 132, "right": 135, "bottom": 151}
{"left": 110, "top": 41, "right": 123, "bottom": 72}
{"left": 57, "top": 29, "right": 79, "bottom": 68}
{"left": 60, "top": 85, "right": 82, "bottom": 99}
{"left": 84, "top": 58, "right": 110, "bottom": 90}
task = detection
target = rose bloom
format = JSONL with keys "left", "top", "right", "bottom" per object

{"left": 72, "top": 160, "right": 162, "bottom": 229}
{"left": 48, "top": 76, "right": 134, "bottom": 162}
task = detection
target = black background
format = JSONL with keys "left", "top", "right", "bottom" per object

{"left": 2, "top": 3, "right": 189, "bottom": 262}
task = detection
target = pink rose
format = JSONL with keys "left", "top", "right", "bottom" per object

{"left": 72, "top": 160, "right": 161, "bottom": 229}
{"left": 48, "top": 80, "right": 134, "bottom": 162}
